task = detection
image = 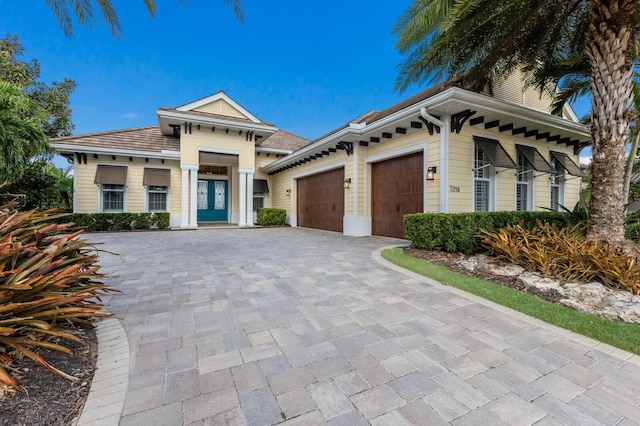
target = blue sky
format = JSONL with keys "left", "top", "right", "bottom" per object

{"left": 2, "top": 1, "right": 591, "bottom": 152}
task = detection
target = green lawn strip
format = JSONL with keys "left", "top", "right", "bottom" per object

{"left": 382, "top": 248, "right": 640, "bottom": 356}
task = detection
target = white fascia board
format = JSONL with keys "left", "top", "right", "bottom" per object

{"left": 261, "top": 126, "right": 357, "bottom": 173}
{"left": 176, "top": 92, "right": 262, "bottom": 123}
{"left": 156, "top": 110, "right": 278, "bottom": 133}
{"left": 562, "top": 103, "right": 580, "bottom": 122}
{"left": 437, "top": 88, "right": 590, "bottom": 137}
{"left": 262, "top": 86, "right": 589, "bottom": 174}
{"left": 256, "top": 147, "right": 293, "bottom": 155}
{"left": 52, "top": 143, "right": 181, "bottom": 160}
{"left": 361, "top": 87, "right": 588, "bottom": 139}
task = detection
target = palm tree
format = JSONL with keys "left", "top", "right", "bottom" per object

{"left": 45, "top": 0, "right": 244, "bottom": 37}
{"left": 394, "top": 0, "right": 638, "bottom": 245}
{"left": 0, "top": 82, "right": 49, "bottom": 184}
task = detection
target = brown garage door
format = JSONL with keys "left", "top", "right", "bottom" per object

{"left": 297, "top": 168, "right": 344, "bottom": 232}
{"left": 372, "top": 152, "right": 424, "bottom": 238}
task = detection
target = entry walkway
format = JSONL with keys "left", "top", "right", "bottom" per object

{"left": 80, "top": 228, "right": 640, "bottom": 425}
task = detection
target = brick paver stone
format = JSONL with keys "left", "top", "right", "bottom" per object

{"left": 80, "top": 228, "right": 640, "bottom": 426}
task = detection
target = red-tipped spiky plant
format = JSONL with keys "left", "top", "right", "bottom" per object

{"left": 0, "top": 204, "right": 117, "bottom": 390}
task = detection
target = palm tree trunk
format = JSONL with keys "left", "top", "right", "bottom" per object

{"left": 586, "top": 0, "right": 635, "bottom": 243}
{"left": 623, "top": 132, "right": 639, "bottom": 205}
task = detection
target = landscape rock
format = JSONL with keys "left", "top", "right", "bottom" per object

{"left": 460, "top": 256, "right": 640, "bottom": 324}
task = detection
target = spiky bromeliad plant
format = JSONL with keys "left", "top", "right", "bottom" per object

{"left": 0, "top": 204, "right": 116, "bottom": 391}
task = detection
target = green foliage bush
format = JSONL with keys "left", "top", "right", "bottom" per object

{"left": 52, "top": 212, "right": 170, "bottom": 232}
{"left": 404, "top": 211, "right": 570, "bottom": 254}
{"left": 256, "top": 208, "right": 286, "bottom": 226}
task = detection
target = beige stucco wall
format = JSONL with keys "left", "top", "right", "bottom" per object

{"left": 74, "top": 156, "right": 181, "bottom": 214}
{"left": 180, "top": 129, "right": 255, "bottom": 170}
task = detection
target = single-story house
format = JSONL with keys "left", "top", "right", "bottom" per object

{"left": 53, "top": 71, "right": 588, "bottom": 239}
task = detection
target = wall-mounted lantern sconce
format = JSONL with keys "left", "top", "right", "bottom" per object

{"left": 286, "top": 189, "right": 291, "bottom": 196}
{"left": 344, "top": 178, "right": 352, "bottom": 189}
{"left": 426, "top": 166, "right": 437, "bottom": 181}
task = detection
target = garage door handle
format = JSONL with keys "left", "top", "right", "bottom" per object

{"left": 332, "top": 204, "right": 336, "bottom": 212}
{"left": 395, "top": 204, "right": 400, "bottom": 212}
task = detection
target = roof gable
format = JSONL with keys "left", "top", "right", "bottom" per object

{"left": 176, "top": 91, "right": 261, "bottom": 123}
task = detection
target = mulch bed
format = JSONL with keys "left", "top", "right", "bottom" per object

{"left": 403, "top": 248, "right": 564, "bottom": 304}
{"left": 0, "top": 326, "right": 97, "bottom": 426}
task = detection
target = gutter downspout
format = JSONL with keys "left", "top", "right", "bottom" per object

{"left": 420, "top": 107, "right": 449, "bottom": 213}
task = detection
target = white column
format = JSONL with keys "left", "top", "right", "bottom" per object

{"left": 239, "top": 171, "right": 247, "bottom": 227}
{"left": 189, "top": 165, "right": 198, "bottom": 228}
{"left": 246, "top": 172, "right": 254, "bottom": 226}
{"left": 180, "top": 165, "right": 190, "bottom": 228}
{"left": 439, "top": 114, "right": 450, "bottom": 213}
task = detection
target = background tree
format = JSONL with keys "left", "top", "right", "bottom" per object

{"left": 0, "top": 35, "right": 75, "bottom": 139}
{"left": 0, "top": 35, "right": 75, "bottom": 207}
{"left": 394, "top": 0, "right": 638, "bottom": 245}
{"left": 0, "top": 82, "right": 49, "bottom": 183}
{"left": 0, "top": 159, "right": 67, "bottom": 210}
{"left": 45, "top": 0, "right": 244, "bottom": 37}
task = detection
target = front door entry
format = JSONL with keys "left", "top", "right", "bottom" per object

{"left": 197, "top": 179, "right": 228, "bottom": 222}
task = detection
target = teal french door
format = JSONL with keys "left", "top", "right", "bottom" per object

{"left": 197, "top": 179, "right": 228, "bottom": 222}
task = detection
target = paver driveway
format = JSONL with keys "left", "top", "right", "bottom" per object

{"left": 83, "top": 227, "right": 640, "bottom": 425}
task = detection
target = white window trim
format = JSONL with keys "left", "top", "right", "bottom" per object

{"left": 473, "top": 144, "right": 496, "bottom": 212}
{"left": 145, "top": 185, "right": 171, "bottom": 213}
{"left": 515, "top": 150, "right": 534, "bottom": 211}
{"left": 99, "top": 184, "right": 127, "bottom": 213}
{"left": 253, "top": 193, "right": 266, "bottom": 212}
{"left": 549, "top": 153, "right": 566, "bottom": 211}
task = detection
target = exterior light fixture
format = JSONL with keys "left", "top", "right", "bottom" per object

{"left": 286, "top": 189, "right": 291, "bottom": 196}
{"left": 426, "top": 166, "right": 437, "bottom": 181}
{"left": 344, "top": 178, "right": 352, "bottom": 189}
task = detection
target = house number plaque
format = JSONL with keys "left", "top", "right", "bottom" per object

{"left": 449, "top": 186, "right": 461, "bottom": 193}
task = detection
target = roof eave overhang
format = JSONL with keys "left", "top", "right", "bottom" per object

{"left": 256, "top": 147, "right": 293, "bottom": 155}
{"left": 428, "top": 88, "right": 590, "bottom": 138}
{"left": 156, "top": 110, "right": 278, "bottom": 135}
{"left": 260, "top": 87, "right": 590, "bottom": 174}
{"left": 261, "top": 126, "right": 356, "bottom": 173}
{"left": 53, "top": 143, "right": 181, "bottom": 160}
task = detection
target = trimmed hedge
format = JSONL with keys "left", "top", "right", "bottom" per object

{"left": 404, "top": 211, "right": 571, "bottom": 254}
{"left": 256, "top": 208, "right": 287, "bottom": 226}
{"left": 52, "top": 212, "right": 170, "bottom": 232}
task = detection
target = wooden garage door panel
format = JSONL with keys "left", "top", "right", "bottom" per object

{"left": 372, "top": 152, "right": 424, "bottom": 238}
{"left": 297, "top": 168, "right": 344, "bottom": 232}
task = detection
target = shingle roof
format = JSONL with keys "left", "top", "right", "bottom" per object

{"left": 157, "top": 107, "right": 275, "bottom": 127}
{"left": 52, "top": 126, "right": 180, "bottom": 153}
{"left": 52, "top": 125, "right": 310, "bottom": 155}
{"left": 365, "top": 79, "right": 462, "bottom": 125}
{"left": 309, "top": 79, "right": 461, "bottom": 144}
{"left": 258, "top": 130, "right": 311, "bottom": 151}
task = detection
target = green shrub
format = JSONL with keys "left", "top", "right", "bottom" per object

{"left": 256, "top": 208, "right": 286, "bottom": 226}
{"left": 404, "top": 211, "right": 570, "bottom": 254}
{"left": 0, "top": 205, "right": 117, "bottom": 390}
{"left": 52, "top": 212, "right": 170, "bottom": 232}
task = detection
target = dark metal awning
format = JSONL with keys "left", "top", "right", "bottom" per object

{"left": 473, "top": 136, "right": 517, "bottom": 169}
{"left": 551, "top": 151, "right": 585, "bottom": 177}
{"left": 143, "top": 168, "right": 171, "bottom": 187}
{"left": 254, "top": 179, "right": 269, "bottom": 194}
{"left": 94, "top": 165, "right": 127, "bottom": 185}
{"left": 516, "top": 145, "right": 555, "bottom": 173}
